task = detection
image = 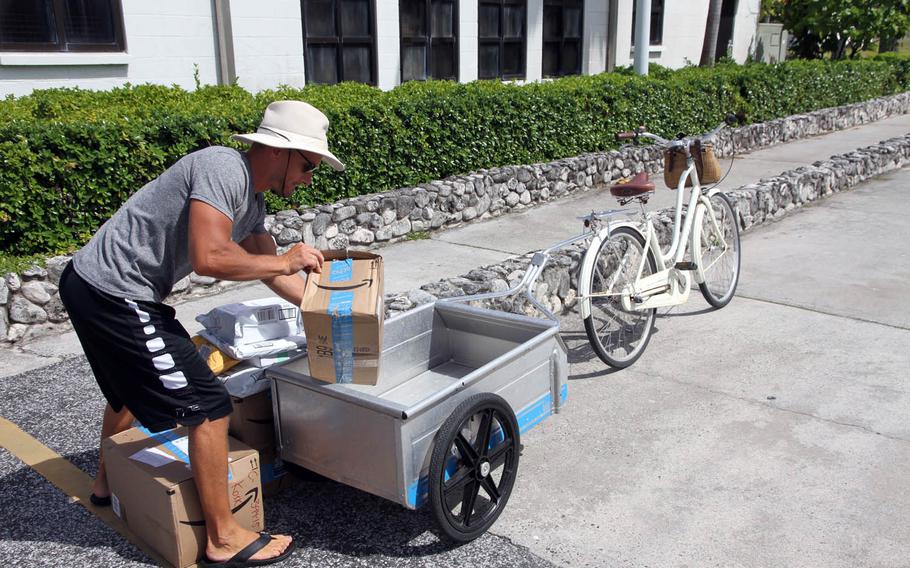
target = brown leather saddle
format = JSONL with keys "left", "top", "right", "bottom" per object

{"left": 609, "top": 171, "right": 655, "bottom": 199}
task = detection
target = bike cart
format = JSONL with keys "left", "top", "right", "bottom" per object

{"left": 265, "top": 264, "right": 568, "bottom": 542}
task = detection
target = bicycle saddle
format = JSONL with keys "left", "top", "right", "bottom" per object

{"left": 609, "top": 171, "right": 655, "bottom": 198}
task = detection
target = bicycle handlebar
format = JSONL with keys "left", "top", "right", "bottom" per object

{"left": 615, "top": 113, "right": 742, "bottom": 146}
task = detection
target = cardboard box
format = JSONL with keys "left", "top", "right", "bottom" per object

{"left": 102, "top": 427, "right": 264, "bottom": 568}
{"left": 300, "top": 250, "right": 384, "bottom": 385}
{"left": 226, "top": 397, "right": 293, "bottom": 496}
{"left": 259, "top": 447, "right": 297, "bottom": 497}
{"left": 228, "top": 389, "right": 275, "bottom": 452}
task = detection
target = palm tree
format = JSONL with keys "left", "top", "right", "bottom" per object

{"left": 700, "top": 0, "right": 724, "bottom": 65}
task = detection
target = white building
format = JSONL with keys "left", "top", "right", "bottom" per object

{"left": 0, "top": 0, "right": 759, "bottom": 97}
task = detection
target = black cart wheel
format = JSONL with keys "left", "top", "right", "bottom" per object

{"left": 428, "top": 393, "right": 520, "bottom": 543}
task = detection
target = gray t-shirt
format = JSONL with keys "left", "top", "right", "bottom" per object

{"left": 74, "top": 146, "right": 266, "bottom": 302}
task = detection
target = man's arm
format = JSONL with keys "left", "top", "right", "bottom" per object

{"left": 238, "top": 231, "right": 311, "bottom": 306}
{"left": 188, "top": 200, "right": 322, "bottom": 283}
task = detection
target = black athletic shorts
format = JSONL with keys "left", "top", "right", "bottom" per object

{"left": 59, "top": 262, "right": 233, "bottom": 432}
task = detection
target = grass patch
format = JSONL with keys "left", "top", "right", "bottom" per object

{"left": 0, "top": 252, "right": 47, "bottom": 276}
{"left": 406, "top": 231, "right": 431, "bottom": 241}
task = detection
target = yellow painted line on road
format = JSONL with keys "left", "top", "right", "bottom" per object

{"left": 0, "top": 416, "right": 191, "bottom": 568}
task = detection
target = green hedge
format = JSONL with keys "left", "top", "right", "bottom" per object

{"left": 1, "top": 57, "right": 908, "bottom": 256}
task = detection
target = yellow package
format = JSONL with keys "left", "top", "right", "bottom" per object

{"left": 191, "top": 335, "right": 241, "bottom": 375}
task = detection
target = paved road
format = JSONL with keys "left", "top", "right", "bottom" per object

{"left": 2, "top": 163, "right": 909, "bottom": 565}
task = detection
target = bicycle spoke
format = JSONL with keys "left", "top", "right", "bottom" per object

{"left": 698, "top": 195, "right": 739, "bottom": 304}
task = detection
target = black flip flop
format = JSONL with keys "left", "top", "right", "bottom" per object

{"left": 89, "top": 493, "right": 111, "bottom": 507}
{"left": 201, "top": 533, "right": 296, "bottom": 568}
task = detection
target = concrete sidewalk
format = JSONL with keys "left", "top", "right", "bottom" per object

{"left": 495, "top": 166, "right": 910, "bottom": 567}
{"left": 2, "top": 113, "right": 909, "bottom": 377}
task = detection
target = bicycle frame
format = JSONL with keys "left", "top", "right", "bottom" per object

{"left": 577, "top": 147, "right": 729, "bottom": 315}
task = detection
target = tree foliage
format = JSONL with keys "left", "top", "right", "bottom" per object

{"left": 768, "top": 0, "right": 910, "bottom": 59}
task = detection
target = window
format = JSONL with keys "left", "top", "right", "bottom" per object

{"left": 542, "top": 0, "right": 582, "bottom": 78}
{"left": 478, "top": 0, "right": 525, "bottom": 80}
{"left": 400, "top": 0, "right": 457, "bottom": 81}
{"left": 631, "top": 0, "right": 664, "bottom": 46}
{"left": 302, "top": 0, "right": 376, "bottom": 85}
{"left": 0, "top": 0, "right": 125, "bottom": 52}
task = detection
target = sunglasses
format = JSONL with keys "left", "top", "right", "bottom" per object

{"left": 297, "top": 150, "right": 318, "bottom": 173}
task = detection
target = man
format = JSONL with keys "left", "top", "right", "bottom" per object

{"left": 59, "top": 101, "right": 344, "bottom": 566}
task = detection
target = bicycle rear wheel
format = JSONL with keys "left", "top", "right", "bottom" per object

{"left": 695, "top": 193, "right": 741, "bottom": 308}
{"left": 582, "top": 226, "right": 657, "bottom": 369}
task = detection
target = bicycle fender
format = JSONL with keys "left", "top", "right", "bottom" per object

{"left": 704, "top": 186, "right": 723, "bottom": 198}
{"left": 577, "top": 221, "right": 644, "bottom": 319}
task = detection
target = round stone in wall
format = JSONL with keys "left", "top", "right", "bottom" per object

{"left": 350, "top": 228, "right": 375, "bottom": 245}
{"left": 44, "top": 295, "right": 69, "bottom": 323}
{"left": 312, "top": 213, "right": 331, "bottom": 235}
{"left": 45, "top": 256, "right": 71, "bottom": 285}
{"left": 276, "top": 227, "right": 302, "bottom": 245}
{"left": 9, "top": 297, "right": 48, "bottom": 324}
{"left": 7, "top": 323, "right": 28, "bottom": 343}
{"left": 6, "top": 273, "right": 21, "bottom": 292}
{"left": 22, "top": 265, "right": 47, "bottom": 279}
{"left": 20, "top": 281, "right": 51, "bottom": 305}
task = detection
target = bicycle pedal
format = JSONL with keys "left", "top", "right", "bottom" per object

{"left": 675, "top": 261, "right": 698, "bottom": 271}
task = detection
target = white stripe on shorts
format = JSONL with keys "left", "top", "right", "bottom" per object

{"left": 159, "top": 371, "right": 189, "bottom": 390}
{"left": 152, "top": 353, "right": 175, "bottom": 371}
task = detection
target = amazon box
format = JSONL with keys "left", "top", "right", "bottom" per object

{"left": 259, "top": 446, "right": 297, "bottom": 497}
{"left": 228, "top": 388, "right": 276, "bottom": 452}
{"left": 102, "top": 427, "right": 264, "bottom": 568}
{"left": 300, "top": 250, "right": 384, "bottom": 385}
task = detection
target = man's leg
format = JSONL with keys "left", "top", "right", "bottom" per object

{"left": 92, "top": 403, "right": 135, "bottom": 499}
{"left": 189, "top": 417, "right": 292, "bottom": 562}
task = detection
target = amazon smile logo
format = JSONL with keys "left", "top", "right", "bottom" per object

{"left": 179, "top": 487, "right": 260, "bottom": 526}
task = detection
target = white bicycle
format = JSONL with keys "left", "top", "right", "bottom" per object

{"left": 576, "top": 117, "right": 742, "bottom": 368}
{"left": 465, "top": 117, "right": 741, "bottom": 370}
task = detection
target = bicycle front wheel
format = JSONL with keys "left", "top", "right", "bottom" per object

{"left": 695, "top": 192, "right": 741, "bottom": 308}
{"left": 582, "top": 226, "right": 657, "bottom": 369}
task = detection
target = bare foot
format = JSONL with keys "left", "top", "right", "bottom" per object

{"left": 206, "top": 528, "right": 293, "bottom": 563}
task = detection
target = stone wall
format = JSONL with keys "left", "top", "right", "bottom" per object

{"left": 383, "top": 134, "right": 910, "bottom": 319}
{"left": 2, "top": 92, "right": 909, "bottom": 344}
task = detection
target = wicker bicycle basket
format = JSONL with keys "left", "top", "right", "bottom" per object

{"left": 663, "top": 140, "right": 721, "bottom": 189}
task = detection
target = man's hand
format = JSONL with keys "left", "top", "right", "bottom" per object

{"left": 282, "top": 243, "right": 324, "bottom": 275}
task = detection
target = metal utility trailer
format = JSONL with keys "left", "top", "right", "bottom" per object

{"left": 266, "top": 284, "right": 568, "bottom": 542}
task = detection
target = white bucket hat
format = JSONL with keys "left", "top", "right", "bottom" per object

{"left": 233, "top": 100, "right": 345, "bottom": 171}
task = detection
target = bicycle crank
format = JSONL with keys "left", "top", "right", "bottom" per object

{"left": 624, "top": 268, "right": 691, "bottom": 310}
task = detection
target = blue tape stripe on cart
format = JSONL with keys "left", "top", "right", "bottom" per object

{"left": 406, "top": 389, "right": 560, "bottom": 507}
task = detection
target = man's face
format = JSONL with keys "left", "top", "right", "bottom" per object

{"left": 272, "top": 150, "right": 322, "bottom": 198}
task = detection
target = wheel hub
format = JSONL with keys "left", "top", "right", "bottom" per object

{"left": 478, "top": 460, "right": 491, "bottom": 478}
